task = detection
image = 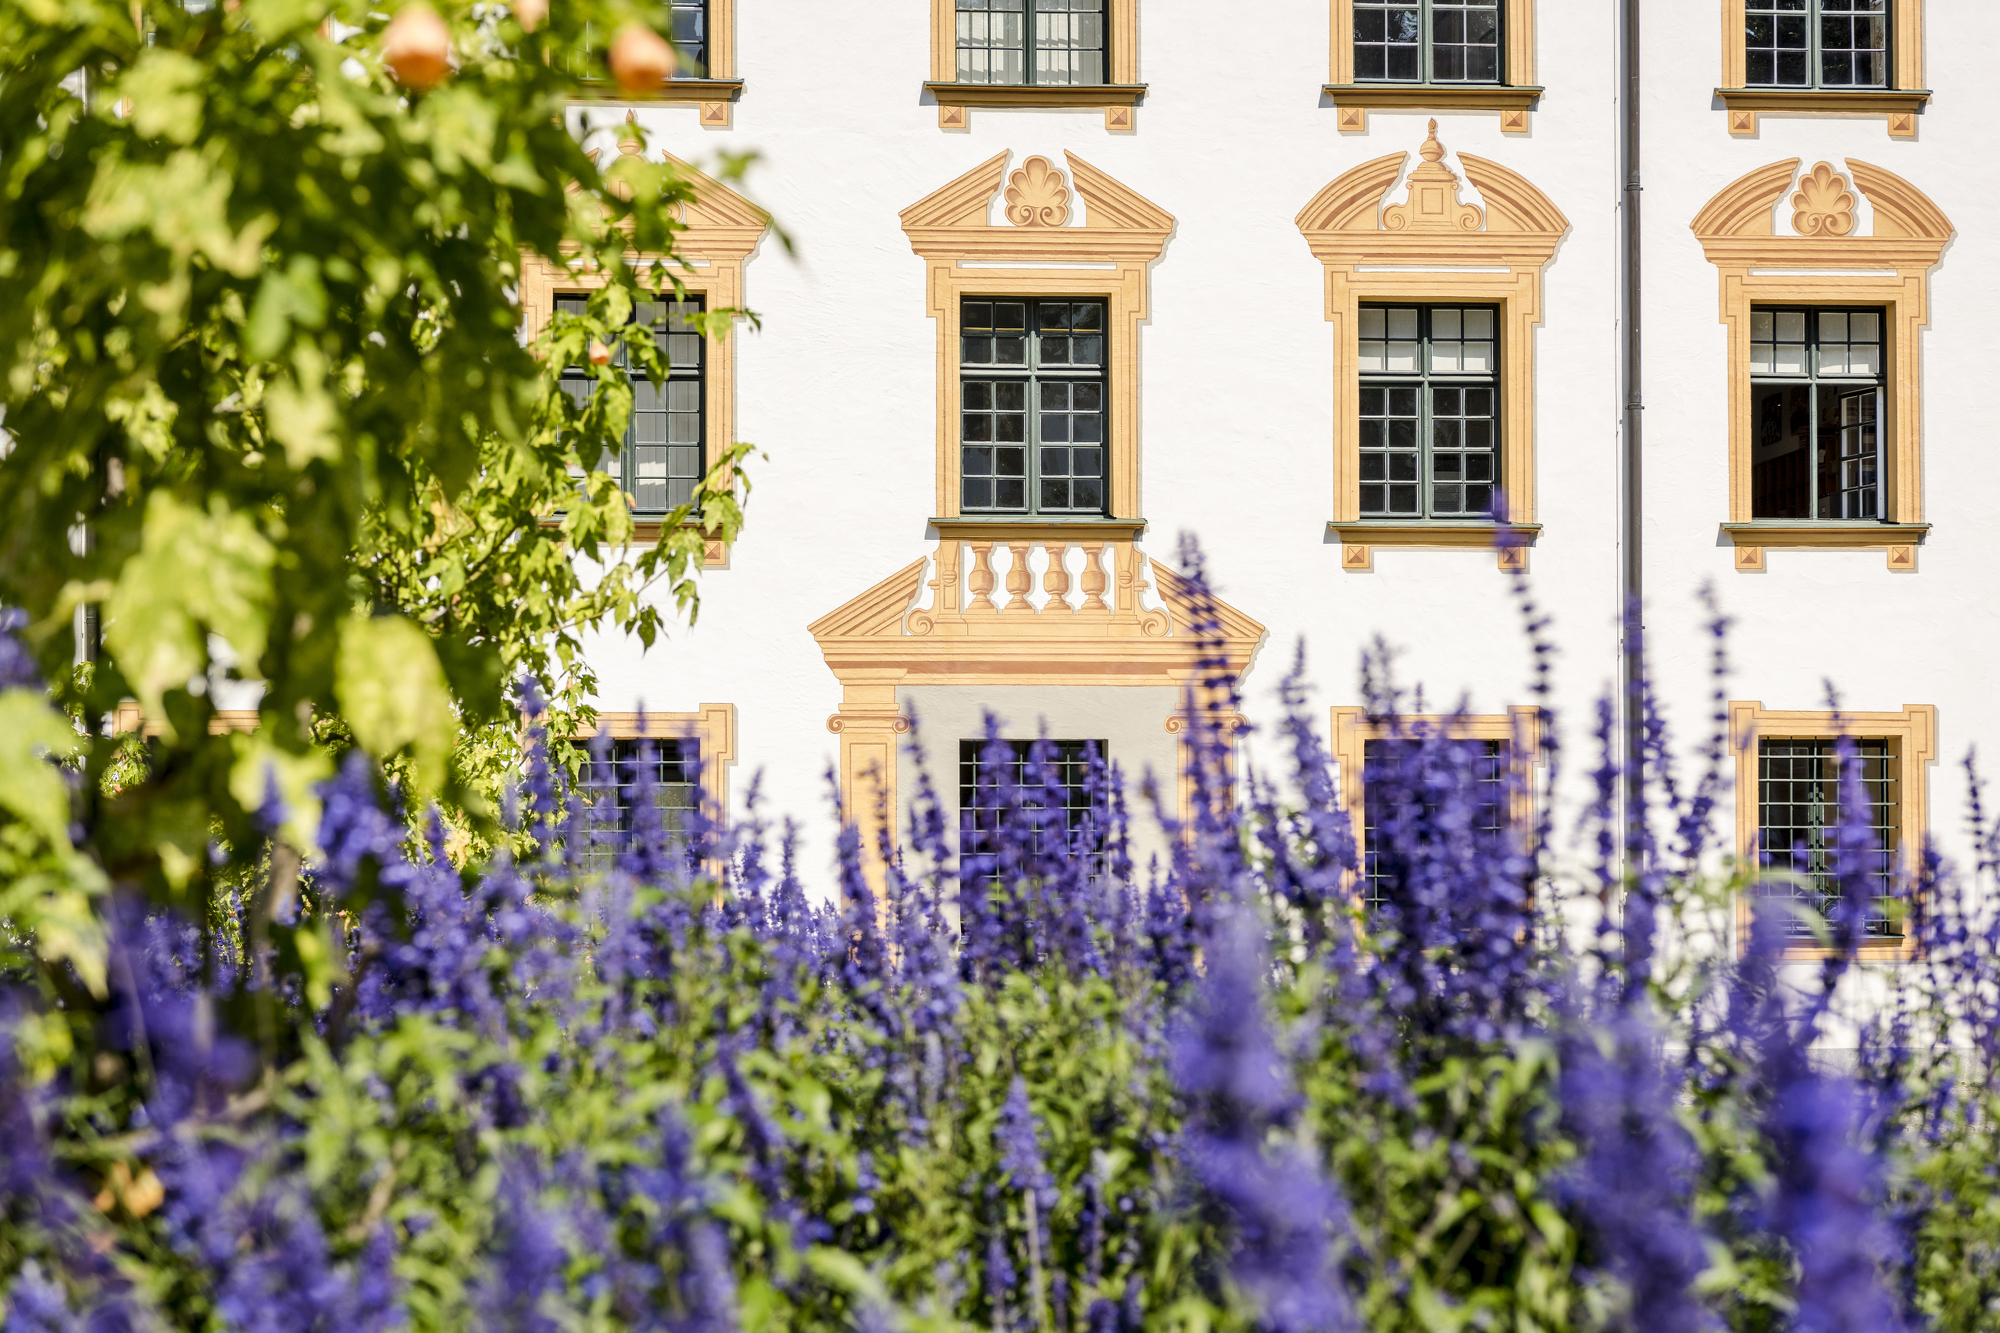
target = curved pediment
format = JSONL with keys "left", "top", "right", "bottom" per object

{"left": 1690, "top": 158, "right": 1952, "bottom": 252}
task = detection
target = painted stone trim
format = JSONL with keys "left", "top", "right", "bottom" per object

{"left": 900, "top": 150, "right": 1174, "bottom": 524}
{"left": 1326, "top": 0, "right": 1537, "bottom": 133}
{"left": 927, "top": 0, "right": 1139, "bottom": 128}
{"left": 1727, "top": 700, "right": 1935, "bottom": 961}
{"left": 1689, "top": 158, "right": 1953, "bottom": 565}
{"left": 1718, "top": 0, "right": 1924, "bottom": 137}
{"left": 1296, "top": 122, "right": 1568, "bottom": 569}
{"left": 566, "top": 0, "right": 739, "bottom": 127}
{"left": 578, "top": 704, "right": 738, "bottom": 848}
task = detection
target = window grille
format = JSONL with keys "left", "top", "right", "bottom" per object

{"left": 1354, "top": 0, "right": 1502, "bottom": 83}
{"left": 571, "top": 737, "right": 701, "bottom": 872}
{"left": 1360, "top": 737, "right": 1508, "bottom": 912}
{"left": 961, "top": 300, "right": 1106, "bottom": 515}
{"left": 1358, "top": 305, "right": 1499, "bottom": 519}
{"left": 558, "top": 293, "right": 706, "bottom": 514}
{"left": 958, "top": 739, "right": 1108, "bottom": 873}
{"left": 1756, "top": 738, "right": 1901, "bottom": 938}
{"left": 1749, "top": 306, "right": 1883, "bottom": 521}
{"left": 1746, "top": 0, "right": 1887, "bottom": 89}
{"left": 956, "top": 0, "right": 1106, "bottom": 85}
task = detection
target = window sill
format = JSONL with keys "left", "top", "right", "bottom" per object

{"left": 1715, "top": 87, "right": 1928, "bottom": 137}
{"left": 1722, "top": 521, "right": 1928, "bottom": 573}
{"left": 568, "top": 78, "right": 744, "bottom": 125}
{"left": 926, "top": 81, "right": 1146, "bottom": 107}
{"left": 931, "top": 517, "right": 1145, "bottom": 542}
{"left": 1323, "top": 83, "right": 1541, "bottom": 133}
{"left": 542, "top": 515, "right": 730, "bottom": 566}
{"left": 1329, "top": 520, "right": 1540, "bottom": 573}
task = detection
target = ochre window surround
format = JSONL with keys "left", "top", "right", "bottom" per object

{"left": 1689, "top": 158, "right": 1952, "bottom": 572}
{"left": 927, "top": 0, "right": 1142, "bottom": 130}
{"left": 575, "top": 704, "right": 738, "bottom": 829}
{"left": 519, "top": 142, "right": 768, "bottom": 557}
{"left": 900, "top": 150, "right": 1173, "bottom": 529}
{"left": 567, "top": 0, "right": 742, "bottom": 129}
{"left": 1728, "top": 700, "right": 1934, "bottom": 962}
{"left": 1296, "top": 121, "right": 1567, "bottom": 573}
{"left": 1330, "top": 705, "right": 1544, "bottom": 886}
{"left": 1326, "top": 0, "right": 1539, "bottom": 134}
{"left": 1717, "top": 0, "right": 1925, "bottom": 138}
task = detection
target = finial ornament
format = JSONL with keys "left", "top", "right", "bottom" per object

{"left": 1383, "top": 122, "right": 1483, "bottom": 233}
{"left": 1004, "top": 156, "right": 1071, "bottom": 227}
{"left": 1791, "top": 161, "right": 1857, "bottom": 237}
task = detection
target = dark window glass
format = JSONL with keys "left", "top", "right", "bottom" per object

{"left": 956, "top": 0, "right": 1105, "bottom": 85}
{"left": 572, "top": 737, "right": 700, "bottom": 872}
{"left": 962, "top": 300, "right": 1106, "bottom": 515}
{"left": 1358, "top": 305, "right": 1499, "bottom": 519}
{"left": 1745, "top": 0, "right": 1888, "bottom": 89}
{"left": 669, "top": 0, "right": 708, "bottom": 77}
{"left": 1757, "top": 738, "right": 1901, "bottom": 938}
{"left": 558, "top": 293, "right": 706, "bottom": 514}
{"left": 958, "top": 739, "right": 1108, "bottom": 874}
{"left": 1354, "top": 0, "right": 1501, "bottom": 84}
{"left": 1749, "top": 307, "right": 1883, "bottom": 521}
{"left": 1361, "top": 737, "right": 1508, "bottom": 914}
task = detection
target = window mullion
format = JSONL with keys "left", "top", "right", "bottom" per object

{"left": 1025, "top": 304, "right": 1042, "bottom": 512}
{"left": 1809, "top": 0, "right": 1822, "bottom": 90}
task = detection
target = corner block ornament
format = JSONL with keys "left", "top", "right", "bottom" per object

{"left": 1382, "top": 121, "right": 1483, "bottom": 235}
{"left": 1791, "top": 162, "right": 1857, "bottom": 238}
{"left": 1004, "top": 156, "right": 1071, "bottom": 227}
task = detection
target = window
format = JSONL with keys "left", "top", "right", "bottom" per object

{"left": 1755, "top": 738, "right": 1900, "bottom": 938}
{"left": 955, "top": 0, "right": 1106, "bottom": 86}
{"left": 572, "top": 737, "right": 701, "bottom": 871}
{"left": 958, "top": 738, "right": 1107, "bottom": 871}
{"left": 1354, "top": 0, "right": 1502, "bottom": 83}
{"left": 558, "top": 293, "right": 706, "bottom": 514}
{"left": 1745, "top": 0, "right": 1886, "bottom": 89}
{"left": 960, "top": 300, "right": 1107, "bottom": 516}
{"left": 1358, "top": 305, "right": 1499, "bottom": 519}
{"left": 1360, "top": 736, "right": 1507, "bottom": 911}
{"left": 1749, "top": 307, "right": 1883, "bottom": 521}
{"left": 668, "top": 0, "right": 709, "bottom": 76}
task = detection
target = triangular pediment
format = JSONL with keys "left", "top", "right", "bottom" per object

{"left": 900, "top": 151, "right": 1174, "bottom": 263}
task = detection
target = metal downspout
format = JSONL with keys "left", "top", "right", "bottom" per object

{"left": 1620, "top": 0, "right": 1645, "bottom": 880}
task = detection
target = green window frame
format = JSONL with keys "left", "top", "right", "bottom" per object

{"left": 959, "top": 299, "right": 1107, "bottom": 516}
{"left": 1353, "top": 0, "right": 1502, "bottom": 84}
{"left": 1746, "top": 0, "right": 1889, "bottom": 90}
{"left": 1357, "top": 304, "right": 1500, "bottom": 520}
{"left": 558, "top": 293, "right": 706, "bottom": 516}
{"left": 954, "top": 0, "right": 1107, "bottom": 86}
{"left": 1749, "top": 306, "right": 1884, "bottom": 521}
{"left": 1756, "top": 737, "right": 1901, "bottom": 938}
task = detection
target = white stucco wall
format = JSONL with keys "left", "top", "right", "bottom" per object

{"left": 570, "top": 1, "right": 1995, "bottom": 913}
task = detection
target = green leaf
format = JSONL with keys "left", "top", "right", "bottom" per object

{"left": 0, "top": 689, "right": 83, "bottom": 844}
{"left": 228, "top": 733, "right": 335, "bottom": 851}
{"left": 336, "top": 614, "right": 456, "bottom": 788}
{"left": 263, "top": 343, "right": 342, "bottom": 466}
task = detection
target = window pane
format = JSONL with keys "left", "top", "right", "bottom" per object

{"left": 960, "top": 739, "right": 1109, "bottom": 876}
{"left": 1354, "top": 0, "right": 1420, "bottom": 82}
{"left": 1429, "top": 0, "right": 1501, "bottom": 84}
{"left": 1747, "top": 0, "right": 1811, "bottom": 86}
{"left": 1033, "top": 0, "right": 1106, "bottom": 87}
{"left": 1757, "top": 738, "right": 1901, "bottom": 937}
{"left": 668, "top": 0, "right": 706, "bottom": 76}
{"left": 958, "top": 0, "right": 1026, "bottom": 84}
{"left": 572, "top": 737, "right": 701, "bottom": 874}
{"left": 962, "top": 299, "right": 1103, "bottom": 515}
{"left": 1360, "top": 303, "right": 1500, "bottom": 521}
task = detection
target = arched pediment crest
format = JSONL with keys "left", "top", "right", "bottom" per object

{"left": 1295, "top": 121, "right": 1568, "bottom": 266}
{"left": 900, "top": 150, "right": 1174, "bottom": 264}
{"left": 1690, "top": 159, "right": 1952, "bottom": 262}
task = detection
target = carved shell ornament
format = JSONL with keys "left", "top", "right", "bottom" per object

{"left": 1004, "top": 156, "right": 1071, "bottom": 227}
{"left": 1791, "top": 161, "right": 1857, "bottom": 237}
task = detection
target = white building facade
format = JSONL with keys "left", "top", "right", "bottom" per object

{"left": 559, "top": 0, "right": 1988, "bottom": 944}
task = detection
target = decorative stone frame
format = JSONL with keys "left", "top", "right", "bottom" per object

{"left": 575, "top": 703, "right": 738, "bottom": 832}
{"left": 518, "top": 147, "right": 767, "bottom": 557}
{"left": 1325, "top": 0, "right": 1540, "bottom": 133}
{"left": 1295, "top": 123, "right": 1567, "bottom": 572}
{"left": 1690, "top": 158, "right": 1952, "bottom": 572}
{"left": 567, "top": 0, "right": 742, "bottom": 128}
{"left": 1329, "top": 705, "right": 1544, "bottom": 882}
{"left": 1717, "top": 0, "right": 1926, "bottom": 138}
{"left": 926, "top": 0, "right": 1143, "bottom": 130}
{"left": 1728, "top": 700, "right": 1934, "bottom": 962}
{"left": 900, "top": 150, "right": 1173, "bottom": 528}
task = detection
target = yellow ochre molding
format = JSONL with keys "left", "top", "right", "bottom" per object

{"left": 900, "top": 151, "right": 1174, "bottom": 525}
{"left": 1690, "top": 159, "right": 1953, "bottom": 563}
{"left": 1328, "top": 0, "right": 1538, "bottom": 133}
{"left": 1718, "top": 0, "right": 1923, "bottom": 137}
{"left": 929, "top": 0, "right": 1139, "bottom": 128}
{"left": 1727, "top": 700, "right": 1935, "bottom": 962}
{"left": 1296, "top": 122, "right": 1568, "bottom": 570}
{"left": 578, "top": 704, "right": 738, "bottom": 829}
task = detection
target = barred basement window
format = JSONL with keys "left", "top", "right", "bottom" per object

{"left": 1746, "top": 0, "right": 1887, "bottom": 89}
{"left": 1358, "top": 304, "right": 1498, "bottom": 519}
{"left": 1360, "top": 737, "right": 1507, "bottom": 912}
{"left": 1749, "top": 306, "right": 1883, "bottom": 521}
{"left": 958, "top": 739, "right": 1107, "bottom": 870}
{"left": 1756, "top": 738, "right": 1901, "bottom": 938}
{"left": 558, "top": 293, "right": 706, "bottom": 514}
{"left": 572, "top": 737, "right": 701, "bottom": 871}
{"left": 1354, "top": 0, "right": 1502, "bottom": 83}
{"left": 955, "top": 0, "right": 1106, "bottom": 85}
{"left": 960, "top": 300, "right": 1107, "bottom": 515}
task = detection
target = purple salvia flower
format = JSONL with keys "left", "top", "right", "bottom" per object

{"left": 0, "top": 606, "right": 42, "bottom": 691}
